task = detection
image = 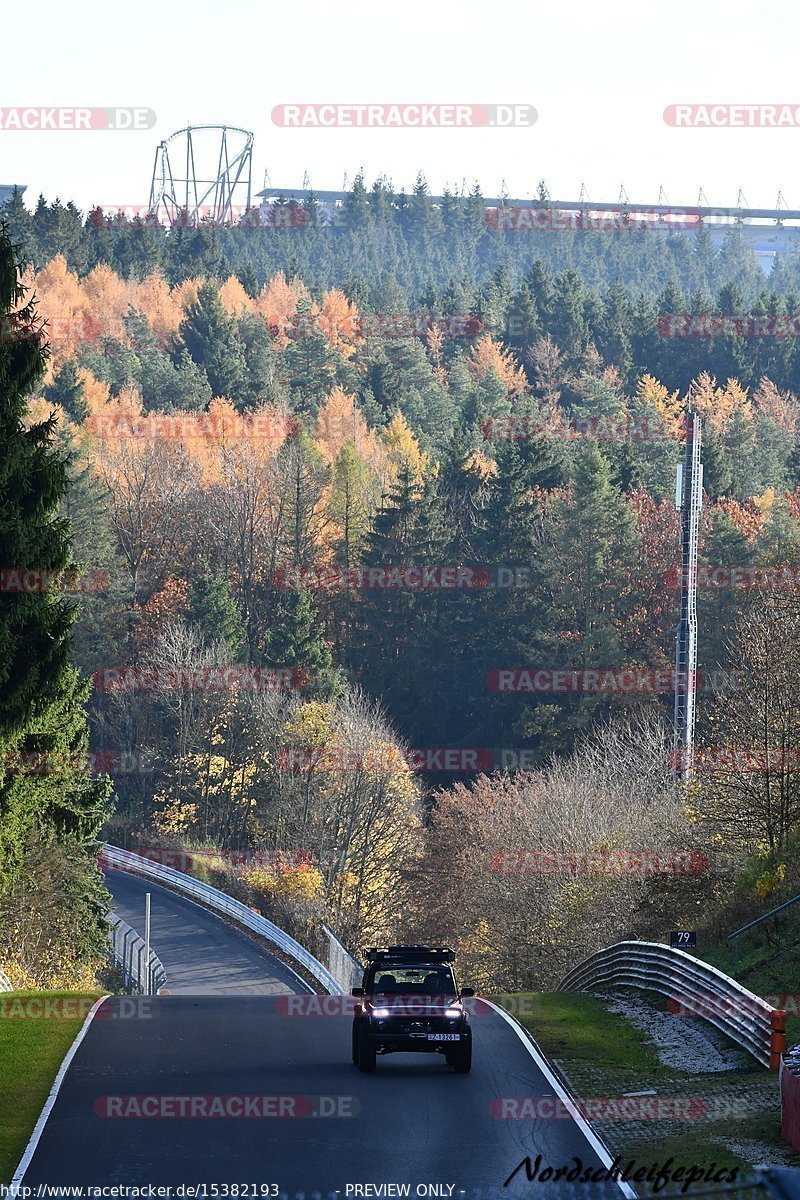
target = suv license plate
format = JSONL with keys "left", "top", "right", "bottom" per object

{"left": 427, "top": 1033, "right": 460, "bottom": 1041}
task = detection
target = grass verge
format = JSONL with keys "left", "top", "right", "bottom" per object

{"left": 499, "top": 991, "right": 800, "bottom": 1177}
{"left": 0, "top": 992, "right": 101, "bottom": 1184}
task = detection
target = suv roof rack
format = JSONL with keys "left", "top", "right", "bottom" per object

{"left": 366, "top": 945, "right": 455, "bottom": 963}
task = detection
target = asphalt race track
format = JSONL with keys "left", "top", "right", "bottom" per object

{"left": 104, "top": 870, "right": 310, "bottom": 996}
{"left": 17, "top": 872, "right": 628, "bottom": 1198}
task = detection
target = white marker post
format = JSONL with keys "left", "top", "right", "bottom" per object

{"left": 144, "top": 893, "right": 151, "bottom": 994}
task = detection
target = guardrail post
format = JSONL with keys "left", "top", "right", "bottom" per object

{"left": 144, "top": 892, "right": 151, "bottom": 994}
{"left": 123, "top": 927, "right": 133, "bottom": 992}
{"left": 772, "top": 1009, "right": 787, "bottom": 1071}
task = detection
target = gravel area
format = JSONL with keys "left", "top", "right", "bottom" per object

{"left": 595, "top": 989, "right": 753, "bottom": 1073}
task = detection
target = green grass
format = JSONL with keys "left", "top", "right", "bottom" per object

{"left": 502, "top": 991, "right": 677, "bottom": 1075}
{"left": 0, "top": 992, "right": 101, "bottom": 1184}
{"left": 608, "top": 1130, "right": 752, "bottom": 1178}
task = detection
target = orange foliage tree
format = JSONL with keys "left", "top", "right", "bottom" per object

{"left": 313, "top": 387, "right": 383, "bottom": 474}
{"left": 466, "top": 335, "right": 528, "bottom": 398}
{"left": 255, "top": 272, "right": 309, "bottom": 348}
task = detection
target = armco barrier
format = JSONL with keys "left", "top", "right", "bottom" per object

{"left": 100, "top": 844, "right": 342, "bottom": 994}
{"left": 109, "top": 915, "right": 167, "bottom": 995}
{"left": 559, "top": 940, "right": 785, "bottom": 1069}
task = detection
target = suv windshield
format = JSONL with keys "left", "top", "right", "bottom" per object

{"left": 368, "top": 967, "right": 457, "bottom": 996}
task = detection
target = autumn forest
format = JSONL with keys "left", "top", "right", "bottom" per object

{"left": 4, "top": 185, "right": 800, "bottom": 990}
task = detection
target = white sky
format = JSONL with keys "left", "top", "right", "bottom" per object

{"left": 2, "top": 0, "right": 799, "bottom": 214}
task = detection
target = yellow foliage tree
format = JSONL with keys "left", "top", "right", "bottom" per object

{"left": 250, "top": 864, "right": 324, "bottom": 902}
{"left": 754, "top": 487, "right": 777, "bottom": 521}
{"left": 171, "top": 277, "right": 204, "bottom": 319}
{"left": 381, "top": 410, "right": 430, "bottom": 486}
{"left": 636, "top": 373, "right": 683, "bottom": 436}
{"left": 81, "top": 263, "right": 130, "bottom": 339}
{"left": 219, "top": 275, "right": 255, "bottom": 317}
{"left": 31, "top": 254, "right": 85, "bottom": 372}
{"left": 78, "top": 368, "right": 112, "bottom": 419}
{"left": 466, "top": 335, "right": 528, "bottom": 398}
{"left": 154, "top": 795, "right": 199, "bottom": 836}
{"left": 753, "top": 378, "right": 800, "bottom": 438}
{"left": 687, "top": 372, "right": 752, "bottom": 433}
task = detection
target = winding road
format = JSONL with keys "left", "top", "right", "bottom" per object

{"left": 16, "top": 870, "right": 631, "bottom": 1198}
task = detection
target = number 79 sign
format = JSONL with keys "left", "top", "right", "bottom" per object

{"left": 670, "top": 931, "right": 697, "bottom": 949}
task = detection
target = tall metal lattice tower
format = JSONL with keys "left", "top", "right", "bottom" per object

{"left": 148, "top": 126, "right": 253, "bottom": 226}
{"left": 673, "top": 411, "right": 703, "bottom": 781}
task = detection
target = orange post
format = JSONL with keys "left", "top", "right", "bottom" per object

{"left": 771, "top": 1009, "right": 787, "bottom": 1071}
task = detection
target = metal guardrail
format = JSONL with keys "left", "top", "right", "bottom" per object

{"left": 559, "top": 940, "right": 786, "bottom": 1069}
{"left": 101, "top": 845, "right": 343, "bottom": 995}
{"left": 109, "top": 914, "right": 167, "bottom": 995}
{"left": 0, "top": 969, "right": 12, "bottom": 992}
{"left": 323, "top": 923, "right": 363, "bottom": 991}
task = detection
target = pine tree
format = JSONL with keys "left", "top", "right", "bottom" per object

{"left": 188, "top": 571, "right": 246, "bottom": 658}
{"left": 472, "top": 437, "right": 562, "bottom": 748}
{"left": 351, "top": 466, "right": 447, "bottom": 738}
{"left": 0, "top": 225, "right": 110, "bottom": 928}
{"left": 263, "top": 587, "right": 338, "bottom": 696}
{"left": 1, "top": 188, "right": 34, "bottom": 264}
{"left": 701, "top": 425, "right": 733, "bottom": 498}
{"left": 178, "top": 280, "right": 248, "bottom": 398}
{"left": 44, "top": 361, "right": 88, "bottom": 422}
{"left": 545, "top": 442, "right": 642, "bottom": 751}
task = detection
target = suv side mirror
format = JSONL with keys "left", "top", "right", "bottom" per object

{"left": 460, "top": 986, "right": 475, "bottom": 997}
{"left": 351, "top": 987, "right": 364, "bottom": 997}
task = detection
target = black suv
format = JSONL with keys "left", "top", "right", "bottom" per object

{"left": 351, "top": 945, "right": 474, "bottom": 1073}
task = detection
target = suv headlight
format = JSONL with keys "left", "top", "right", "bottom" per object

{"left": 372, "top": 1007, "right": 390, "bottom": 1018}
{"left": 445, "top": 1007, "right": 462, "bottom": 1018}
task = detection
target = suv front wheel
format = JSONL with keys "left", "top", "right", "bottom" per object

{"left": 357, "top": 1025, "right": 377, "bottom": 1072}
{"left": 446, "top": 1037, "right": 472, "bottom": 1073}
